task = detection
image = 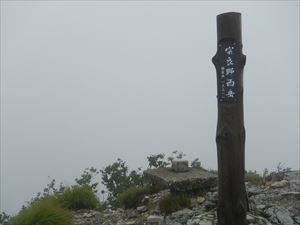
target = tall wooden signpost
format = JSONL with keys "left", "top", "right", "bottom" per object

{"left": 212, "top": 12, "right": 247, "bottom": 225}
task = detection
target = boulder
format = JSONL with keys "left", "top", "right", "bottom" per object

{"left": 143, "top": 167, "right": 217, "bottom": 193}
{"left": 270, "top": 180, "right": 288, "bottom": 188}
{"left": 264, "top": 206, "right": 295, "bottom": 225}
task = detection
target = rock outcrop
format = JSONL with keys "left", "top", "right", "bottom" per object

{"left": 72, "top": 170, "right": 300, "bottom": 225}
{"left": 248, "top": 170, "right": 300, "bottom": 225}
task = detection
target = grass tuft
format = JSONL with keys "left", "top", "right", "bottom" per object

{"left": 58, "top": 185, "right": 99, "bottom": 210}
{"left": 159, "top": 194, "right": 191, "bottom": 215}
{"left": 9, "top": 197, "right": 71, "bottom": 225}
{"left": 245, "top": 170, "right": 263, "bottom": 185}
{"left": 119, "top": 185, "right": 159, "bottom": 209}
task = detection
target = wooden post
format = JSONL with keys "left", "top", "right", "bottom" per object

{"left": 212, "top": 12, "right": 247, "bottom": 225}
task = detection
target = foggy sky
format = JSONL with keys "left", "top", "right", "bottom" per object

{"left": 1, "top": 1, "right": 299, "bottom": 215}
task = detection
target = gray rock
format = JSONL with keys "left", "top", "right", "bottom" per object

{"left": 123, "top": 221, "right": 136, "bottom": 225}
{"left": 271, "top": 180, "right": 289, "bottom": 188}
{"left": 187, "top": 218, "right": 201, "bottom": 225}
{"left": 285, "top": 171, "right": 300, "bottom": 192}
{"left": 265, "top": 206, "right": 294, "bottom": 225}
{"left": 294, "top": 216, "right": 300, "bottom": 224}
{"left": 187, "top": 219, "right": 213, "bottom": 225}
{"left": 204, "top": 201, "right": 216, "bottom": 211}
{"left": 81, "top": 212, "right": 94, "bottom": 218}
{"left": 116, "top": 221, "right": 124, "bottom": 225}
{"left": 275, "top": 208, "right": 295, "bottom": 225}
{"left": 256, "top": 204, "right": 267, "bottom": 210}
{"left": 147, "top": 215, "right": 164, "bottom": 225}
{"left": 192, "top": 207, "right": 206, "bottom": 216}
{"left": 166, "top": 221, "right": 181, "bottom": 225}
{"left": 198, "top": 220, "right": 213, "bottom": 225}
{"left": 137, "top": 205, "right": 148, "bottom": 213}
{"left": 246, "top": 214, "right": 256, "bottom": 223}
{"left": 171, "top": 160, "right": 189, "bottom": 172}
{"left": 142, "top": 195, "right": 150, "bottom": 205}
{"left": 197, "top": 196, "right": 206, "bottom": 204}
{"left": 206, "top": 192, "right": 218, "bottom": 203}
{"left": 170, "top": 208, "right": 193, "bottom": 223}
{"left": 171, "top": 208, "right": 193, "bottom": 216}
{"left": 127, "top": 209, "right": 138, "bottom": 219}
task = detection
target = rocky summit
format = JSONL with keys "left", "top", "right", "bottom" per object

{"left": 72, "top": 170, "right": 299, "bottom": 225}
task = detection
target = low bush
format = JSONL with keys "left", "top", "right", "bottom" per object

{"left": 100, "top": 158, "right": 143, "bottom": 204}
{"left": 191, "top": 158, "right": 202, "bottom": 168}
{"left": 119, "top": 185, "right": 159, "bottom": 209}
{"left": 58, "top": 185, "right": 99, "bottom": 210}
{"left": 245, "top": 170, "right": 263, "bottom": 185}
{"left": 159, "top": 194, "right": 191, "bottom": 215}
{"left": 9, "top": 197, "right": 71, "bottom": 225}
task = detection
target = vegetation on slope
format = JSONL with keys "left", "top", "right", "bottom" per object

{"left": 2, "top": 150, "right": 291, "bottom": 225}
{"left": 9, "top": 197, "right": 71, "bottom": 225}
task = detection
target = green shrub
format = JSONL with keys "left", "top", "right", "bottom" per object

{"left": 58, "top": 185, "right": 99, "bottom": 210}
{"left": 9, "top": 197, "right": 71, "bottom": 225}
{"left": 147, "top": 151, "right": 187, "bottom": 169}
{"left": 147, "top": 154, "right": 170, "bottom": 168}
{"left": 100, "top": 158, "right": 143, "bottom": 204}
{"left": 159, "top": 194, "right": 191, "bottom": 215}
{"left": 245, "top": 170, "right": 263, "bottom": 185}
{"left": 191, "top": 158, "right": 202, "bottom": 168}
{"left": 75, "top": 167, "right": 100, "bottom": 193}
{"left": 119, "top": 185, "right": 159, "bottom": 209}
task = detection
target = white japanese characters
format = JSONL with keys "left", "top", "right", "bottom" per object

{"left": 226, "top": 68, "right": 234, "bottom": 76}
{"left": 219, "top": 43, "right": 237, "bottom": 101}
{"left": 226, "top": 57, "right": 234, "bottom": 66}
{"left": 226, "top": 79, "right": 235, "bottom": 87}
{"left": 225, "top": 46, "right": 234, "bottom": 55}
{"left": 226, "top": 89, "right": 235, "bottom": 98}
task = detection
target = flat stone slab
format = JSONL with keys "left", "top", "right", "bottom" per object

{"left": 144, "top": 167, "right": 217, "bottom": 193}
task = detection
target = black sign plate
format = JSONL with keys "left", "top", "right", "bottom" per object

{"left": 215, "top": 39, "right": 241, "bottom": 103}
